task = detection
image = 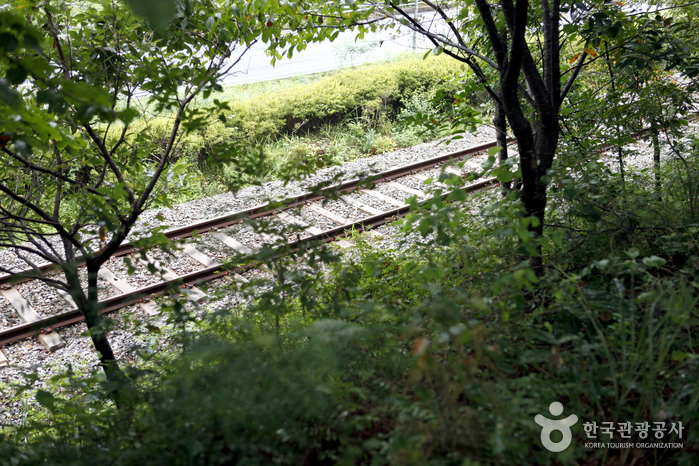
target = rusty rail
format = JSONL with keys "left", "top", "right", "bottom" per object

{"left": 0, "top": 139, "right": 509, "bottom": 287}
{"left": 0, "top": 176, "right": 497, "bottom": 346}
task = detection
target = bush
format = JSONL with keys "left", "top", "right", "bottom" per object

{"left": 393, "top": 125, "right": 425, "bottom": 147}
{"left": 101, "top": 56, "right": 472, "bottom": 198}
{"left": 3, "top": 158, "right": 699, "bottom": 465}
{"left": 198, "top": 55, "right": 470, "bottom": 145}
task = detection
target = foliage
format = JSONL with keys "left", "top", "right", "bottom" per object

{"left": 3, "top": 147, "right": 699, "bottom": 464}
{"left": 2, "top": 0, "right": 699, "bottom": 464}
{"left": 0, "top": 0, "right": 344, "bottom": 395}
{"left": 126, "top": 56, "right": 469, "bottom": 194}
{"left": 193, "top": 55, "right": 470, "bottom": 143}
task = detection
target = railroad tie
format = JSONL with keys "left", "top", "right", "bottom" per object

{"left": 56, "top": 289, "right": 78, "bottom": 309}
{"left": 306, "top": 203, "right": 351, "bottom": 225}
{"left": 333, "top": 240, "right": 354, "bottom": 249}
{"left": 231, "top": 273, "right": 249, "bottom": 283}
{"left": 260, "top": 234, "right": 281, "bottom": 244}
{"left": 443, "top": 166, "right": 466, "bottom": 178}
{"left": 0, "top": 288, "right": 66, "bottom": 352}
{"left": 444, "top": 161, "right": 484, "bottom": 178}
{"left": 209, "top": 231, "right": 254, "bottom": 255}
{"left": 182, "top": 245, "right": 248, "bottom": 284}
{"left": 387, "top": 181, "right": 426, "bottom": 198}
{"left": 412, "top": 173, "right": 448, "bottom": 189}
{"left": 339, "top": 195, "right": 385, "bottom": 216}
{"left": 0, "top": 348, "right": 8, "bottom": 368}
{"left": 182, "top": 244, "right": 222, "bottom": 267}
{"left": 462, "top": 158, "right": 483, "bottom": 171}
{"left": 359, "top": 189, "right": 406, "bottom": 207}
{"left": 98, "top": 268, "right": 160, "bottom": 315}
{"left": 138, "top": 254, "right": 207, "bottom": 303}
{"left": 276, "top": 212, "right": 324, "bottom": 236}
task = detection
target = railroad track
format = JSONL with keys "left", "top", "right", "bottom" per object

{"left": 0, "top": 139, "right": 506, "bottom": 366}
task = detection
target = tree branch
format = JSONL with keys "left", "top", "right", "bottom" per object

{"left": 83, "top": 124, "right": 136, "bottom": 204}
{"left": 43, "top": 6, "right": 71, "bottom": 79}
{"left": 560, "top": 50, "right": 587, "bottom": 103}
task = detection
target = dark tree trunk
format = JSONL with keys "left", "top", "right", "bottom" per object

{"left": 64, "top": 261, "right": 129, "bottom": 403}
{"left": 618, "top": 146, "right": 625, "bottom": 183}
{"left": 494, "top": 98, "right": 510, "bottom": 193}
{"left": 513, "top": 122, "right": 556, "bottom": 274}
{"left": 653, "top": 130, "right": 661, "bottom": 196}
{"left": 474, "top": 0, "right": 563, "bottom": 275}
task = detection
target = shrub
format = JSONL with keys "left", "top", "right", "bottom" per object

{"left": 102, "top": 56, "right": 472, "bottom": 199}
{"left": 393, "top": 125, "right": 425, "bottom": 147}
{"left": 198, "top": 55, "right": 471, "bottom": 145}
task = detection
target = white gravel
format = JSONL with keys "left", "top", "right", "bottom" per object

{"left": 596, "top": 124, "right": 699, "bottom": 172}
{"left": 297, "top": 206, "right": 340, "bottom": 230}
{"left": 104, "top": 255, "right": 163, "bottom": 288}
{"left": 0, "top": 296, "right": 21, "bottom": 329}
{"left": 375, "top": 184, "right": 420, "bottom": 202}
{"left": 149, "top": 246, "right": 206, "bottom": 276}
{"left": 124, "top": 126, "right": 499, "bottom": 237}
{"left": 12, "top": 279, "right": 72, "bottom": 317}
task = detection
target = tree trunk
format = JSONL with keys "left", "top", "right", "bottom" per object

{"left": 653, "top": 130, "right": 661, "bottom": 197}
{"left": 505, "top": 111, "right": 558, "bottom": 275}
{"left": 520, "top": 130, "right": 556, "bottom": 274}
{"left": 494, "top": 99, "right": 510, "bottom": 194}
{"left": 65, "top": 263, "right": 130, "bottom": 404}
{"left": 618, "top": 145, "right": 625, "bottom": 183}
{"left": 474, "top": 0, "right": 562, "bottom": 275}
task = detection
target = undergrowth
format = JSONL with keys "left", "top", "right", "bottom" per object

{"left": 2, "top": 144, "right": 698, "bottom": 465}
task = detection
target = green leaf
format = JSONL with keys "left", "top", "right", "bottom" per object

{"left": 117, "top": 108, "right": 140, "bottom": 125}
{"left": 446, "top": 188, "right": 466, "bottom": 202}
{"left": 594, "top": 259, "right": 609, "bottom": 270}
{"left": 35, "top": 390, "right": 57, "bottom": 412}
{"left": 481, "top": 156, "right": 495, "bottom": 170}
{"left": 0, "top": 78, "right": 21, "bottom": 108}
{"left": 494, "top": 168, "right": 514, "bottom": 183}
{"left": 124, "top": 0, "right": 178, "bottom": 33}
{"left": 23, "top": 33, "right": 44, "bottom": 55}
{"left": 552, "top": 232, "right": 563, "bottom": 248}
{"left": 0, "top": 32, "right": 18, "bottom": 53}
{"left": 487, "top": 145, "right": 503, "bottom": 156}
{"left": 642, "top": 255, "right": 667, "bottom": 268}
{"left": 672, "top": 350, "right": 687, "bottom": 361}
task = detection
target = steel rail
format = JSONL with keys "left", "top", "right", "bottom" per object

{"left": 0, "top": 138, "right": 510, "bottom": 286}
{"left": 0, "top": 177, "right": 498, "bottom": 347}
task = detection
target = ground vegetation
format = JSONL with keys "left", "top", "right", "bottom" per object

{"left": 0, "top": 0, "right": 698, "bottom": 464}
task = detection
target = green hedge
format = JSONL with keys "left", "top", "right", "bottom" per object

{"left": 110, "top": 56, "right": 470, "bottom": 159}
{"left": 218, "top": 55, "right": 469, "bottom": 140}
{"left": 104, "top": 55, "right": 471, "bottom": 191}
